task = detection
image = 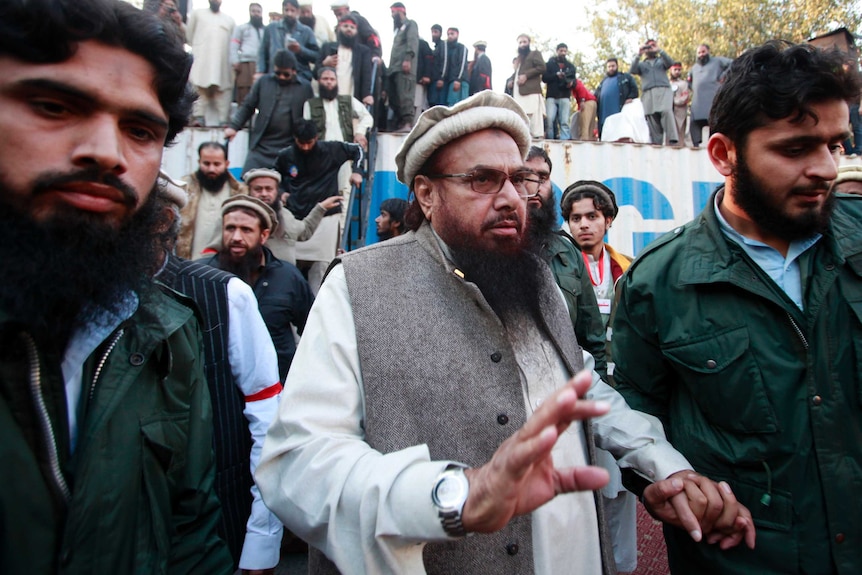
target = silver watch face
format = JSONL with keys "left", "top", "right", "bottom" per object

{"left": 433, "top": 470, "right": 468, "bottom": 510}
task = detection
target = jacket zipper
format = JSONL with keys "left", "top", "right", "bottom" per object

{"left": 20, "top": 333, "right": 71, "bottom": 502}
{"left": 87, "top": 329, "right": 124, "bottom": 408}
{"left": 786, "top": 312, "right": 809, "bottom": 350}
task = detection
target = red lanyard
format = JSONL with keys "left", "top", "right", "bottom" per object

{"left": 582, "top": 250, "right": 605, "bottom": 287}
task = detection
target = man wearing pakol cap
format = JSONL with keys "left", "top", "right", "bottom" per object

{"left": 469, "top": 40, "right": 492, "bottom": 96}
{"left": 152, "top": 174, "right": 285, "bottom": 574}
{"left": 244, "top": 167, "right": 343, "bottom": 264}
{"left": 835, "top": 164, "right": 862, "bottom": 195}
{"left": 387, "top": 2, "right": 419, "bottom": 131}
{"left": 258, "top": 0, "right": 319, "bottom": 81}
{"left": 225, "top": 49, "right": 314, "bottom": 174}
{"left": 256, "top": 91, "right": 754, "bottom": 574}
{"left": 203, "top": 195, "right": 315, "bottom": 383}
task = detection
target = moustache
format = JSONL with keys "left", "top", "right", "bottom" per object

{"left": 32, "top": 167, "right": 138, "bottom": 208}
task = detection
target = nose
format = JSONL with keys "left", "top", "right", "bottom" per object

{"left": 494, "top": 177, "right": 523, "bottom": 209}
{"left": 806, "top": 144, "right": 839, "bottom": 182}
{"left": 71, "top": 114, "right": 128, "bottom": 175}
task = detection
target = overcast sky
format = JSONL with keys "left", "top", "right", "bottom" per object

{"left": 208, "top": 0, "right": 596, "bottom": 91}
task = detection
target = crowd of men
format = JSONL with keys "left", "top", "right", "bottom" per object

{"left": 3, "top": 1, "right": 862, "bottom": 575}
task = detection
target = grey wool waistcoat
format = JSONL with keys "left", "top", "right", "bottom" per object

{"left": 310, "top": 222, "right": 616, "bottom": 575}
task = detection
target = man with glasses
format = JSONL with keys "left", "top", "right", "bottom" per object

{"left": 225, "top": 49, "right": 313, "bottom": 174}
{"left": 257, "top": 91, "right": 754, "bottom": 574}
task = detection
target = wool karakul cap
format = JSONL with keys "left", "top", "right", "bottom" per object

{"left": 835, "top": 164, "right": 862, "bottom": 185}
{"left": 243, "top": 168, "right": 282, "bottom": 184}
{"left": 221, "top": 194, "right": 278, "bottom": 232}
{"left": 394, "top": 91, "right": 532, "bottom": 187}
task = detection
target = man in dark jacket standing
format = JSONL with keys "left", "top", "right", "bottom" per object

{"left": 469, "top": 40, "right": 493, "bottom": 96}
{"left": 543, "top": 43, "right": 577, "bottom": 139}
{"left": 613, "top": 41, "right": 862, "bottom": 574}
{"left": 225, "top": 50, "right": 313, "bottom": 174}
{"left": 434, "top": 27, "right": 470, "bottom": 106}
{"left": 205, "top": 195, "right": 315, "bottom": 382}
{"left": 387, "top": 2, "right": 419, "bottom": 131}
{"left": 0, "top": 1, "right": 232, "bottom": 572}
{"left": 595, "top": 57, "right": 638, "bottom": 138}
{"left": 275, "top": 120, "right": 364, "bottom": 293}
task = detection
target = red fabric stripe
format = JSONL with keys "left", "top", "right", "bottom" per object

{"left": 246, "top": 382, "right": 283, "bottom": 402}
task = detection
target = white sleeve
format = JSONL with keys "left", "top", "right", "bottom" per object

{"left": 256, "top": 265, "right": 458, "bottom": 575}
{"left": 582, "top": 350, "right": 693, "bottom": 483}
{"left": 352, "top": 97, "right": 374, "bottom": 134}
{"left": 225, "top": 278, "right": 284, "bottom": 570}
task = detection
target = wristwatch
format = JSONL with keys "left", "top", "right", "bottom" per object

{"left": 431, "top": 465, "right": 470, "bottom": 537}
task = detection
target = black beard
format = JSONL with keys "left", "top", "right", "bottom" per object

{"left": 197, "top": 169, "right": 229, "bottom": 192}
{"left": 250, "top": 15, "right": 263, "bottom": 28}
{"left": 392, "top": 15, "right": 404, "bottom": 29}
{"left": 607, "top": 69, "right": 618, "bottom": 77}
{"left": 218, "top": 244, "right": 263, "bottom": 285}
{"left": 208, "top": 1, "right": 219, "bottom": 12}
{"left": 299, "top": 15, "right": 315, "bottom": 28}
{"left": 730, "top": 150, "right": 834, "bottom": 241}
{"left": 449, "top": 242, "right": 546, "bottom": 327}
{"left": 0, "top": 187, "right": 161, "bottom": 352}
{"left": 517, "top": 45, "right": 530, "bottom": 56}
{"left": 319, "top": 85, "right": 339, "bottom": 100}
{"left": 698, "top": 54, "right": 710, "bottom": 65}
{"left": 527, "top": 195, "right": 559, "bottom": 251}
{"left": 283, "top": 16, "right": 297, "bottom": 27}
{"left": 337, "top": 30, "right": 356, "bottom": 47}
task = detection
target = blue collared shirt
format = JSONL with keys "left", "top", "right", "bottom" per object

{"left": 714, "top": 194, "right": 820, "bottom": 310}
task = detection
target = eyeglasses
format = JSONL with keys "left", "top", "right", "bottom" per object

{"left": 426, "top": 168, "right": 542, "bottom": 198}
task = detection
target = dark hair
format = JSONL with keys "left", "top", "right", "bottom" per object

{"left": 431, "top": 24, "right": 442, "bottom": 32}
{"left": 198, "top": 141, "right": 228, "bottom": 159}
{"left": 710, "top": 40, "right": 861, "bottom": 146}
{"left": 560, "top": 180, "right": 618, "bottom": 220}
{"left": 273, "top": 49, "right": 298, "bottom": 70}
{"left": 606, "top": 57, "right": 618, "bottom": 65}
{"left": 448, "top": 27, "right": 459, "bottom": 33}
{"left": 526, "top": 146, "right": 552, "bottom": 172}
{"left": 556, "top": 43, "right": 568, "bottom": 50}
{"left": 0, "top": 0, "right": 194, "bottom": 145}
{"left": 293, "top": 118, "right": 318, "bottom": 141}
{"left": 283, "top": 0, "right": 299, "bottom": 8}
{"left": 380, "top": 198, "right": 408, "bottom": 228}
{"left": 699, "top": 43, "right": 710, "bottom": 51}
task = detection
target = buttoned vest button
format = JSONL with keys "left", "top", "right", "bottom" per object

{"left": 490, "top": 352, "right": 502, "bottom": 363}
{"left": 835, "top": 533, "right": 845, "bottom": 543}
{"left": 705, "top": 359, "right": 717, "bottom": 369}
{"left": 812, "top": 395, "right": 822, "bottom": 406}
{"left": 505, "top": 543, "right": 519, "bottom": 555}
{"left": 497, "top": 414, "right": 509, "bottom": 425}
{"left": 129, "top": 353, "right": 145, "bottom": 366}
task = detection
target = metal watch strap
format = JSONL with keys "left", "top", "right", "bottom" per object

{"left": 439, "top": 508, "right": 467, "bottom": 538}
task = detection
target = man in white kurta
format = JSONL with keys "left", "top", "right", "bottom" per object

{"left": 187, "top": 0, "right": 235, "bottom": 126}
{"left": 256, "top": 92, "right": 755, "bottom": 575}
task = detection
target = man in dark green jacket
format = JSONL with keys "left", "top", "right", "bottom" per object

{"left": 0, "top": 1, "right": 232, "bottom": 572}
{"left": 613, "top": 41, "right": 862, "bottom": 574}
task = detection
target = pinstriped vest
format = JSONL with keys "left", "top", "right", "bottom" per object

{"left": 309, "top": 223, "right": 616, "bottom": 575}
{"left": 157, "top": 254, "right": 252, "bottom": 568}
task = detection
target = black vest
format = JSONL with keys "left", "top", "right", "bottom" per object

{"left": 157, "top": 254, "right": 252, "bottom": 568}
